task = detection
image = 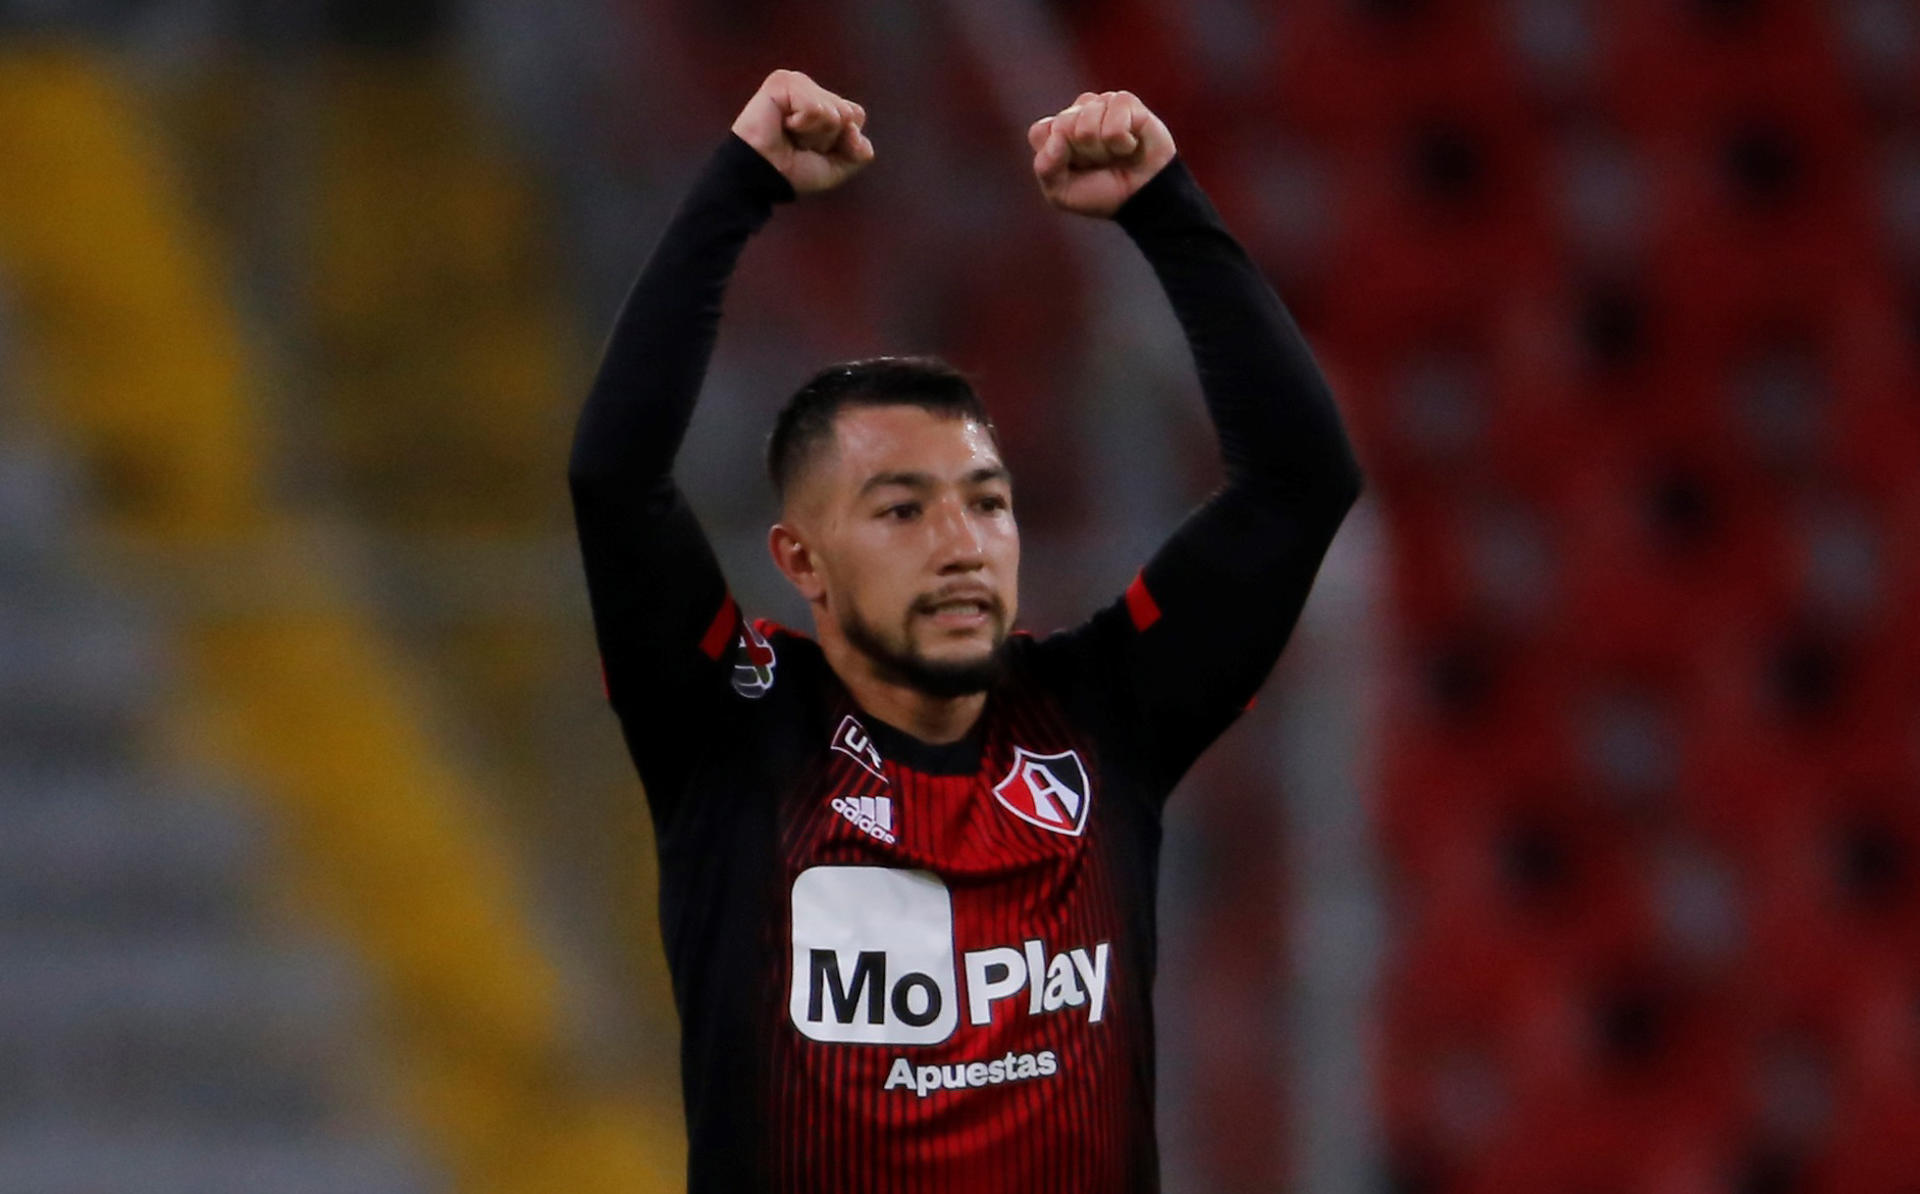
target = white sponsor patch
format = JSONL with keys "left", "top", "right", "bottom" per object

{"left": 790, "top": 867, "right": 957, "bottom": 1045}
{"left": 788, "top": 868, "right": 1113, "bottom": 1047}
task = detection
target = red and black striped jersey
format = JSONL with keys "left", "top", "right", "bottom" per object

{"left": 569, "top": 134, "right": 1361, "bottom": 1192}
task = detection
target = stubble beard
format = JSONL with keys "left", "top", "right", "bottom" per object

{"left": 840, "top": 597, "right": 1009, "bottom": 699}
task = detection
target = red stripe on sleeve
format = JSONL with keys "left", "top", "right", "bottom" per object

{"left": 1123, "top": 572, "right": 1161, "bottom": 631}
{"left": 699, "top": 592, "right": 739, "bottom": 660}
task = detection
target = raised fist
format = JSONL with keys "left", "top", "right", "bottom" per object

{"left": 732, "top": 69, "right": 874, "bottom": 195}
{"left": 1028, "top": 90, "right": 1176, "bottom": 218}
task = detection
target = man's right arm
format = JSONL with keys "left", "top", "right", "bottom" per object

{"left": 568, "top": 132, "right": 792, "bottom": 717}
{"left": 568, "top": 71, "right": 871, "bottom": 814}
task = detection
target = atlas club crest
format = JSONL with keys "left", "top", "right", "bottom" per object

{"left": 992, "top": 747, "right": 1092, "bottom": 836}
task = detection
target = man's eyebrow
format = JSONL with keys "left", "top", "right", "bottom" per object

{"left": 856, "top": 470, "right": 935, "bottom": 497}
{"left": 856, "top": 465, "right": 1011, "bottom": 497}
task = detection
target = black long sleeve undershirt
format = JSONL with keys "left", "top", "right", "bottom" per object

{"left": 1093, "top": 153, "right": 1364, "bottom": 791}
{"left": 571, "top": 135, "right": 795, "bottom": 494}
{"left": 568, "top": 136, "right": 792, "bottom": 806}
{"left": 1114, "top": 158, "right": 1361, "bottom": 502}
{"left": 569, "top": 133, "right": 1362, "bottom": 811}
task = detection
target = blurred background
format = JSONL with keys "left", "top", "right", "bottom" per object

{"left": 0, "top": 0, "right": 1916, "bottom": 1191}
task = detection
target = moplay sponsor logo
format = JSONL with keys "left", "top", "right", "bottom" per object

{"left": 789, "top": 867, "right": 1113, "bottom": 1046}
{"left": 963, "top": 939, "right": 1109, "bottom": 1025}
{"left": 883, "top": 1050, "right": 1059, "bottom": 1099}
{"left": 791, "top": 867, "right": 957, "bottom": 1045}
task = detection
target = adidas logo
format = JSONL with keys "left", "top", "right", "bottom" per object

{"left": 832, "top": 794, "right": 896, "bottom": 845}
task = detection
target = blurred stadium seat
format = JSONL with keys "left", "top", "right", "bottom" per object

{"left": 0, "top": 432, "right": 436, "bottom": 1194}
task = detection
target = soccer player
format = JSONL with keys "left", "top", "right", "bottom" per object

{"left": 569, "top": 68, "right": 1362, "bottom": 1192}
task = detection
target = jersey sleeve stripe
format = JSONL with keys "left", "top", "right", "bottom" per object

{"left": 1123, "top": 572, "right": 1161, "bottom": 631}
{"left": 699, "top": 591, "right": 740, "bottom": 660}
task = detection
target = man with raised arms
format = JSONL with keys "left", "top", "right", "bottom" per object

{"left": 569, "top": 67, "right": 1362, "bottom": 1192}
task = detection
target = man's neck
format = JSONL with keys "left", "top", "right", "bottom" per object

{"left": 820, "top": 636, "right": 987, "bottom": 745}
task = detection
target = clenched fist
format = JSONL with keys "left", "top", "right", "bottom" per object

{"left": 1028, "top": 90, "right": 1176, "bottom": 218}
{"left": 732, "top": 69, "right": 874, "bottom": 195}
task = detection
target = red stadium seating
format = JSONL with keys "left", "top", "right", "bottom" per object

{"left": 1240, "top": 0, "right": 1920, "bottom": 1183}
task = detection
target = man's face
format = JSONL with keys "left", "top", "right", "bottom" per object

{"left": 780, "top": 404, "right": 1019, "bottom": 697}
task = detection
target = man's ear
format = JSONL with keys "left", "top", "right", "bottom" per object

{"left": 768, "top": 521, "right": 826, "bottom": 602}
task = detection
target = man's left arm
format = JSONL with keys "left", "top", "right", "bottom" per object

{"left": 1031, "top": 93, "right": 1365, "bottom": 794}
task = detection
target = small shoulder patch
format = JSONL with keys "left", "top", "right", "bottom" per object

{"left": 731, "top": 621, "right": 777, "bottom": 699}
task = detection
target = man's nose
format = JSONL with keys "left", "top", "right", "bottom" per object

{"left": 931, "top": 496, "right": 985, "bottom": 569}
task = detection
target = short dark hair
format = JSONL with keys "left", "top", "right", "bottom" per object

{"left": 766, "top": 355, "right": 999, "bottom": 503}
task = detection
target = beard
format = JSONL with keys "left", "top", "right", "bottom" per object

{"left": 840, "top": 594, "right": 1009, "bottom": 698}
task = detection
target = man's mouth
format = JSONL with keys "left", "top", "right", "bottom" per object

{"left": 917, "top": 593, "right": 996, "bottom": 629}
